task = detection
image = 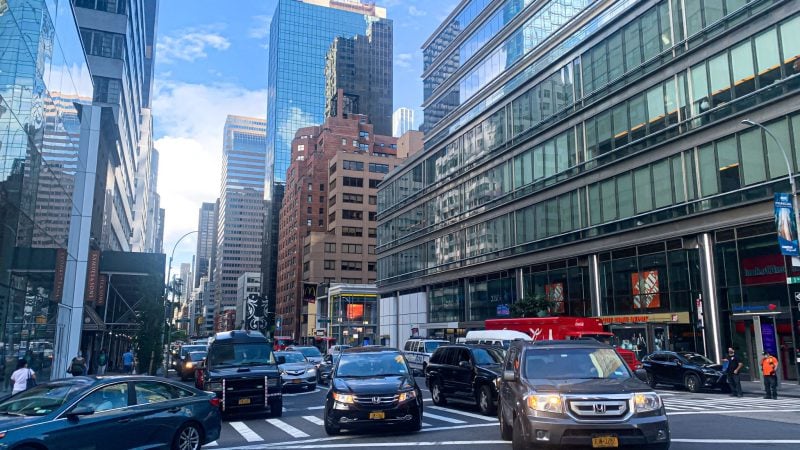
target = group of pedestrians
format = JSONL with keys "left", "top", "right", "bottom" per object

{"left": 723, "top": 346, "right": 779, "bottom": 399}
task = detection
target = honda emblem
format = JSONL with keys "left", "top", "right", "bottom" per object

{"left": 372, "top": 396, "right": 381, "bottom": 404}
{"left": 594, "top": 403, "right": 607, "bottom": 414}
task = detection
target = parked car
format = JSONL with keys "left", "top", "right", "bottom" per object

{"left": 196, "top": 330, "right": 282, "bottom": 416}
{"left": 178, "top": 350, "right": 207, "bottom": 381}
{"left": 323, "top": 346, "right": 423, "bottom": 435}
{"left": 642, "top": 351, "right": 727, "bottom": 393}
{"left": 275, "top": 351, "right": 318, "bottom": 391}
{"left": 497, "top": 339, "right": 670, "bottom": 449}
{"left": 402, "top": 338, "right": 448, "bottom": 374}
{"left": 425, "top": 344, "right": 505, "bottom": 415}
{"left": 0, "top": 375, "right": 220, "bottom": 450}
{"left": 317, "top": 353, "right": 341, "bottom": 385}
{"left": 286, "top": 346, "right": 324, "bottom": 366}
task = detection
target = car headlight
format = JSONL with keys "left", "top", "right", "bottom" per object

{"left": 633, "top": 392, "right": 662, "bottom": 413}
{"left": 307, "top": 368, "right": 317, "bottom": 375}
{"left": 701, "top": 368, "right": 718, "bottom": 375}
{"left": 333, "top": 392, "right": 355, "bottom": 404}
{"left": 398, "top": 390, "right": 417, "bottom": 402}
{"left": 526, "top": 394, "right": 563, "bottom": 413}
{"left": 186, "top": 362, "right": 194, "bottom": 368}
{"left": 205, "top": 382, "right": 222, "bottom": 391}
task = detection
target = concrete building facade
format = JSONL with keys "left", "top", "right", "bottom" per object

{"left": 392, "top": 107, "right": 414, "bottom": 138}
{"left": 195, "top": 202, "right": 217, "bottom": 288}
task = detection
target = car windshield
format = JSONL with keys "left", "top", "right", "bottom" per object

{"left": 337, "top": 352, "right": 409, "bottom": 377}
{"left": 680, "top": 352, "right": 713, "bottom": 365}
{"left": 278, "top": 352, "right": 306, "bottom": 364}
{"left": 472, "top": 347, "right": 505, "bottom": 365}
{"left": 425, "top": 341, "right": 445, "bottom": 353}
{"left": 188, "top": 352, "right": 207, "bottom": 361}
{"left": 296, "top": 347, "right": 322, "bottom": 358}
{"left": 208, "top": 342, "right": 274, "bottom": 368}
{"left": 181, "top": 345, "right": 205, "bottom": 357}
{"left": 0, "top": 383, "right": 85, "bottom": 416}
{"left": 523, "top": 348, "right": 630, "bottom": 380}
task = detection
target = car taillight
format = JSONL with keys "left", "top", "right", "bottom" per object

{"left": 210, "top": 397, "right": 221, "bottom": 408}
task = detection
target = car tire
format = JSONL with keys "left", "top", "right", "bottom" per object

{"left": 498, "top": 402, "right": 512, "bottom": 441}
{"left": 408, "top": 410, "right": 423, "bottom": 432}
{"left": 647, "top": 443, "right": 670, "bottom": 450}
{"left": 172, "top": 422, "right": 203, "bottom": 450}
{"left": 512, "top": 413, "right": 528, "bottom": 450}
{"left": 324, "top": 408, "right": 340, "bottom": 435}
{"left": 646, "top": 372, "right": 658, "bottom": 388}
{"left": 306, "top": 384, "right": 316, "bottom": 392}
{"left": 431, "top": 379, "right": 447, "bottom": 406}
{"left": 684, "top": 373, "right": 701, "bottom": 393}
{"left": 477, "top": 384, "right": 496, "bottom": 416}
{"left": 269, "top": 398, "right": 283, "bottom": 417}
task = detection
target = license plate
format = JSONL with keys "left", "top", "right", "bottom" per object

{"left": 292, "top": 379, "right": 302, "bottom": 384}
{"left": 238, "top": 398, "right": 251, "bottom": 405}
{"left": 592, "top": 436, "right": 618, "bottom": 448}
{"left": 369, "top": 411, "right": 385, "bottom": 420}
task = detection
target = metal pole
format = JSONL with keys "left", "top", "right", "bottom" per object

{"left": 742, "top": 119, "right": 800, "bottom": 384}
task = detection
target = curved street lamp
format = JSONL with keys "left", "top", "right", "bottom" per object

{"left": 161, "top": 230, "right": 198, "bottom": 374}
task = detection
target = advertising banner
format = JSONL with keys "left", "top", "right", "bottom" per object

{"left": 303, "top": 282, "right": 317, "bottom": 303}
{"left": 775, "top": 193, "right": 799, "bottom": 256}
{"left": 545, "top": 282, "right": 565, "bottom": 314}
{"left": 632, "top": 270, "right": 660, "bottom": 309}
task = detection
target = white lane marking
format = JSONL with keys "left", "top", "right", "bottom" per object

{"left": 427, "top": 405, "right": 496, "bottom": 422}
{"left": 260, "top": 441, "right": 510, "bottom": 449}
{"left": 302, "top": 415, "right": 324, "bottom": 426}
{"left": 228, "top": 422, "right": 263, "bottom": 442}
{"left": 422, "top": 412, "right": 466, "bottom": 424}
{"left": 306, "top": 405, "right": 325, "bottom": 410}
{"left": 673, "top": 439, "right": 800, "bottom": 444}
{"left": 421, "top": 421, "right": 432, "bottom": 427}
{"left": 669, "top": 408, "right": 800, "bottom": 415}
{"left": 422, "top": 398, "right": 432, "bottom": 402}
{"left": 266, "top": 418, "right": 311, "bottom": 438}
{"left": 205, "top": 441, "right": 218, "bottom": 447}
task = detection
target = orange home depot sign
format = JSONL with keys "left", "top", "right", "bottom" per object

{"left": 599, "top": 312, "right": 690, "bottom": 325}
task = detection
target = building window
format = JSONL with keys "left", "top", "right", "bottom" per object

{"left": 325, "top": 243, "right": 336, "bottom": 253}
{"left": 342, "top": 226, "right": 363, "bottom": 237}
{"left": 343, "top": 160, "right": 364, "bottom": 171}
{"left": 306, "top": 219, "right": 312, "bottom": 226}
{"left": 320, "top": 196, "right": 325, "bottom": 203}
{"left": 341, "top": 261, "right": 363, "bottom": 271}
{"left": 320, "top": 183, "right": 325, "bottom": 191}
{"left": 329, "top": 163, "right": 336, "bottom": 175}
{"left": 329, "top": 196, "right": 337, "bottom": 207}
{"left": 329, "top": 179, "right": 337, "bottom": 190}
{"left": 368, "top": 228, "right": 376, "bottom": 238}
{"left": 92, "top": 76, "right": 121, "bottom": 104}
{"left": 343, "top": 177, "right": 364, "bottom": 187}
{"left": 369, "top": 196, "right": 377, "bottom": 205}
{"left": 342, "top": 244, "right": 362, "bottom": 254}
{"left": 329, "top": 212, "right": 336, "bottom": 223}
{"left": 368, "top": 212, "right": 377, "bottom": 221}
{"left": 343, "top": 193, "right": 363, "bottom": 203}
{"left": 359, "top": 143, "right": 369, "bottom": 151}
{"left": 74, "top": 0, "right": 126, "bottom": 13}
{"left": 368, "top": 179, "right": 381, "bottom": 188}
{"left": 308, "top": 183, "right": 312, "bottom": 191}
{"left": 369, "top": 163, "right": 389, "bottom": 173}
{"left": 307, "top": 195, "right": 312, "bottom": 203}
{"left": 368, "top": 262, "right": 376, "bottom": 272}
{"left": 319, "top": 207, "right": 324, "bottom": 214}
{"left": 368, "top": 245, "right": 376, "bottom": 254}
{"left": 303, "top": 262, "right": 310, "bottom": 272}
{"left": 353, "top": 140, "right": 358, "bottom": 147}
{"left": 342, "top": 210, "right": 363, "bottom": 220}
{"left": 341, "top": 138, "right": 347, "bottom": 146}
{"left": 80, "top": 28, "right": 125, "bottom": 59}
{"left": 298, "top": 144, "right": 305, "bottom": 152}
{"left": 359, "top": 131, "right": 370, "bottom": 140}
{"left": 324, "top": 260, "right": 336, "bottom": 270}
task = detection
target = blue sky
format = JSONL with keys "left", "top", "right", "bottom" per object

{"left": 153, "top": 0, "right": 459, "bottom": 276}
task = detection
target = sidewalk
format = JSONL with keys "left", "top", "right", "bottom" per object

{"left": 740, "top": 379, "right": 800, "bottom": 398}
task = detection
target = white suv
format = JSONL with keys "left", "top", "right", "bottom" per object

{"left": 403, "top": 338, "right": 448, "bottom": 373}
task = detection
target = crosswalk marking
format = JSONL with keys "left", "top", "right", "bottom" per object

{"left": 423, "top": 412, "right": 467, "bottom": 424}
{"left": 267, "top": 418, "right": 311, "bottom": 438}
{"left": 229, "top": 421, "right": 263, "bottom": 442}
{"left": 205, "top": 441, "right": 218, "bottom": 447}
{"left": 427, "top": 406, "right": 496, "bottom": 422}
{"left": 422, "top": 421, "right": 432, "bottom": 427}
{"left": 662, "top": 396, "right": 800, "bottom": 411}
{"left": 303, "top": 415, "right": 325, "bottom": 426}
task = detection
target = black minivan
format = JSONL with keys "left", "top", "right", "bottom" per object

{"left": 425, "top": 344, "right": 505, "bottom": 415}
{"left": 324, "top": 346, "right": 423, "bottom": 435}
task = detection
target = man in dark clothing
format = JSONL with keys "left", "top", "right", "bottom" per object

{"left": 724, "top": 347, "right": 743, "bottom": 397}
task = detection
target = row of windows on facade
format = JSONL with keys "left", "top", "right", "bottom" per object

{"left": 380, "top": 11, "right": 800, "bottom": 221}
{"left": 303, "top": 260, "right": 376, "bottom": 272}
{"left": 330, "top": 177, "right": 382, "bottom": 190}
{"left": 377, "top": 111, "right": 800, "bottom": 281}
{"left": 73, "top": 0, "right": 126, "bottom": 14}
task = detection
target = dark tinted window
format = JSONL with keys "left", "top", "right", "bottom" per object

{"left": 430, "top": 348, "right": 446, "bottom": 364}
{"left": 456, "top": 348, "right": 471, "bottom": 364}
{"left": 471, "top": 347, "right": 505, "bottom": 365}
{"left": 337, "top": 352, "right": 409, "bottom": 377}
{"left": 680, "top": 352, "right": 713, "bottom": 365}
{"left": 442, "top": 348, "right": 458, "bottom": 366}
{"left": 208, "top": 342, "right": 274, "bottom": 368}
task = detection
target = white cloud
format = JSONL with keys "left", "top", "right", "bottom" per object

{"left": 408, "top": 5, "right": 427, "bottom": 17}
{"left": 248, "top": 15, "right": 272, "bottom": 40}
{"left": 395, "top": 53, "right": 413, "bottom": 69}
{"left": 157, "top": 30, "right": 231, "bottom": 64}
{"left": 152, "top": 80, "right": 267, "bottom": 270}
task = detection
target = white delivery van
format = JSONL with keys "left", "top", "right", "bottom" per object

{"left": 464, "top": 330, "right": 532, "bottom": 349}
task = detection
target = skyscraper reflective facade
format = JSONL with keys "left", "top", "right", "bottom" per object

{"left": 392, "top": 107, "right": 414, "bottom": 138}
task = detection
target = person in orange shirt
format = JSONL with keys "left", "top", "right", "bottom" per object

{"left": 761, "top": 351, "right": 779, "bottom": 399}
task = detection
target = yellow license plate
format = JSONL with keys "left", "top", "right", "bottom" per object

{"left": 592, "top": 436, "right": 618, "bottom": 448}
{"left": 238, "top": 398, "right": 251, "bottom": 405}
{"left": 369, "top": 411, "right": 385, "bottom": 420}
{"left": 292, "top": 379, "right": 302, "bottom": 384}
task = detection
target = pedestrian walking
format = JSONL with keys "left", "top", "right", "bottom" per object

{"left": 761, "top": 350, "right": 779, "bottom": 399}
{"left": 723, "top": 347, "right": 743, "bottom": 397}
{"left": 69, "top": 351, "right": 87, "bottom": 376}
{"left": 122, "top": 349, "right": 134, "bottom": 374}
{"left": 9, "top": 359, "right": 35, "bottom": 395}
{"left": 96, "top": 349, "right": 108, "bottom": 375}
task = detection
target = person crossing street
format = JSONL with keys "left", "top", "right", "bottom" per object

{"left": 761, "top": 350, "right": 779, "bottom": 399}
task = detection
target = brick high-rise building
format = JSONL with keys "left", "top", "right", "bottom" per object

{"left": 276, "top": 97, "right": 403, "bottom": 341}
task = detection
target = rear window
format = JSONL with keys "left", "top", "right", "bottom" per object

{"left": 523, "top": 348, "right": 630, "bottom": 380}
{"left": 424, "top": 341, "right": 444, "bottom": 353}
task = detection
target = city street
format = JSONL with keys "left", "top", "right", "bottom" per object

{"left": 170, "top": 375, "right": 800, "bottom": 450}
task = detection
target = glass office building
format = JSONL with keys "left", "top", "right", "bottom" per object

{"left": 0, "top": 0, "right": 93, "bottom": 386}
{"left": 378, "top": 0, "right": 800, "bottom": 381}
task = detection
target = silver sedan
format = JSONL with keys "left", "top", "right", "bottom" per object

{"left": 275, "top": 351, "right": 318, "bottom": 391}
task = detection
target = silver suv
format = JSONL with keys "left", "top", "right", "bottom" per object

{"left": 497, "top": 340, "right": 670, "bottom": 449}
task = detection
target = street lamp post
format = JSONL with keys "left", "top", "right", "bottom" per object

{"left": 742, "top": 119, "right": 800, "bottom": 385}
{"left": 161, "top": 230, "right": 198, "bottom": 374}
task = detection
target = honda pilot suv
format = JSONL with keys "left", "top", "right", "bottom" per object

{"left": 324, "top": 346, "right": 423, "bottom": 435}
{"left": 197, "top": 330, "right": 283, "bottom": 416}
{"left": 497, "top": 340, "right": 670, "bottom": 449}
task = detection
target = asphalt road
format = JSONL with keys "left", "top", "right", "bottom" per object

{"left": 173, "top": 374, "right": 800, "bottom": 449}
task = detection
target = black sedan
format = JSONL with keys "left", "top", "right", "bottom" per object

{"left": 641, "top": 351, "right": 727, "bottom": 393}
{"left": 0, "top": 375, "right": 221, "bottom": 450}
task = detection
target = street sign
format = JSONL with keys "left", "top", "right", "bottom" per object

{"left": 795, "top": 292, "right": 800, "bottom": 302}
{"left": 318, "top": 318, "right": 330, "bottom": 323}
{"left": 788, "top": 276, "right": 800, "bottom": 284}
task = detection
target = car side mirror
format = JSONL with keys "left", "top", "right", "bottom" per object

{"left": 502, "top": 370, "right": 516, "bottom": 382}
{"left": 276, "top": 356, "right": 286, "bottom": 365}
{"left": 458, "top": 360, "right": 472, "bottom": 369}
{"left": 634, "top": 368, "right": 648, "bottom": 382}
{"left": 67, "top": 406, "right": 95, "bottom": 420}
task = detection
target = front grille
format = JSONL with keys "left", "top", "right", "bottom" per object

{"left": 225, "top": 378, "right": 266, "bottom": 392}
{"left": 567, "top": 399, "right": 628, "bottom": 420}
{"left": 354, "top": 394, "right": 398, "bottom": 406}
{"left": 285, "top": 370, "right": 305, "bottom": 376}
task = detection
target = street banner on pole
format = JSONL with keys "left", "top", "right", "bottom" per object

{"left": 775, "top": 193, "right": 799, "bottom": 256}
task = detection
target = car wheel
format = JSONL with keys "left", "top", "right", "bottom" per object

{"left": 408, "top": 410, "right": 423, "bottom": 432}
{"left": 512, "top": 413, "right": 528, "bottom": 450}
{"left": 477, "top": 384, "right": 496, "bottom": 416}
{"left": 431, "top": 379, "right": 447, "bottom": 406}
{"left": 646, "top": 372, "right": 657, "bottom": 388}
{"left": 684, "top": 373, "right": 701, "bottom": 393}
{"left": 324, "top": 408, "right": 340, "bottom": 435}
{"left": 172, "top": 422, "right": 202, "bottom": 450}
{"left": 269, "top": 398, "right": 283, "bottom": 417}
{"left": 498, "top": 402, "right": 512, "bottom": 441}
